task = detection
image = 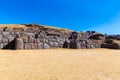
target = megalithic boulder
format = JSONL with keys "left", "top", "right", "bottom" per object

{"left": 101, "top": 43, "right": 120, "bottom": 49}
{"left": 15, "top": 38, "right": 24, "bottom": 50}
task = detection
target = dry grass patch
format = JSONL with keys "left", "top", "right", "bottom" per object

{"left": 0, "top": 24, "right": 26, "bottom": 29}
{"left": 0, "top": 49, "right": 120, "bottom": 80}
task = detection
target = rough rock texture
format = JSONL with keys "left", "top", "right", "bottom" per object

{"left": 15, "top": 38, "right": 24, "bottom": 49}
{"left": 101, "top": 43, "right": 120, "bottom": 49}
{"left": 0, "top": 24, "right": 120, "bottom": 50}
{"left": 101, "top": 39, "right": 120, "bottom": 49}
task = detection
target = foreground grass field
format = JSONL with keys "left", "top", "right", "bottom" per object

{"left": 0, "top": 49, "right": 120, "bottom": 80}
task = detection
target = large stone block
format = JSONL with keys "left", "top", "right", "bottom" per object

{"left": 56, "top": 38, "right": 61, "bottom": 42}
{"left": 15, "top": 32, "right": 20, "bottom": 38}
{"left": 42, "top": 38, "right": 46, "bottom": 43}
{"left": 39, "top": 39, "right": 43, "bottom": 42}
{"left": 31, "top": 43, "right": 38, "bottom": 49}
{"left": 49, "top": 42, "right": 54, "bottom": 47}
{"left": 86, "top": 44, "right": 91, "bottom": 48}
{"left": 86, "top": 40, "right": 92, "bottom": 44}
{"left": 95, "top": 43, "right": 101, "bottom": 48}
{"left": 28, "top": 36, "right": 34, "bottom": 43}
{"left": 45, "top": 36, "right": 49, "bottom": 39}
{"left": 0, "top": 35, "right": 3, "bottom": 43}
{"left": 38, "top": 33, "right": 45, "bottom": 38}
{"left": 59, "top": 41, "right": 64, "bottom": 45}
{"left": 45, "top": 39, "right": 49, "bottom": 43}
{"left": 34, "top": 39, "right": 40, "bottom": 43}
{"left": 3, "top": 38, "right": 8, "bottom": 43}
{"left": 38, "top": 43, "right": 43, "bottom": 49}
{"left": 54, "top": 42, "right": 59, "bottom": 47}
{"left": 8, "top": 36, "right": 15, "bottom": 42}
{"left": 24, "top": 43, "right": 32, "bottom": 49}
{"left": 101, "top": 43, "right": 120, "bottom": 49}
{"left": 76, "top": 43, "right": 81, "bottom": 49}
{"left": 2, "top": 32, "right": 10, "bottom": 38}
{"left": 81, "top": 44, "right": 86, "bottom": 49}
{"left": 9, "top": 32, "right": 15, "bottom": 35}
{"left": 43, "top": 43, "right": 49, "bottom": 49}
{"left": 15, "top": 38, "right": 24, "bottom": 49}
{"left": 90, "top": 45, "right": 95, "bottom": 48}
{"left": 0, "top": 44, "right": 3, "bottom": 49}
{"left": 3, "top": 34, "right": 10, "bottom": 39}
{"left": 26, "top": 33, "right": 35, "bottom": 37}
{"left": 23, "top": 37, "right": 28, "bottom": 43}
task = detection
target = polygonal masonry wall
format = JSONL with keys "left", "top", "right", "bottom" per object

{"left": 0, "top": 24, "right": 119, "bottom": 50}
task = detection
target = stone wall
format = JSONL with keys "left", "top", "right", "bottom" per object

{"left": 0, "top": 27, "right": 71, "bottom": 49}
{"left": 0, "top": 24, "right": 120, "bottom": 50}
{"left": 0, "top": 31, "right": 15, "bottom": 49}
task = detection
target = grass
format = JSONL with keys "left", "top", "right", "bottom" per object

{"left": 0, "top": 24, "right": 72, "bottom": 32}
{"left": 0, "top": 49, "right": 120, "bottom": 80}
{"left": 0, "top": 24, "right": 26, "bottom": 29}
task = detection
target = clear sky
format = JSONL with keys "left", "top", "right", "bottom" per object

{"left": 0, "top": 0, "right": 120, "bottom": 34}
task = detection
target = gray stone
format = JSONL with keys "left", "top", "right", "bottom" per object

{"left": 58, "top": 38, "right": 62, "bottom": 42}
{"left": 3, "top": 43, "right": 8, "bottom": 46}
{"left": 45, "top": 39, "right": 49, "bottom": 43}
{"left": 15, "top": 38, "right": 24, "bottom": 49}
{"left": 9, "top": 32, "right": 15, "bottom": 35}
{"left": 86, "top": 40, "right": 92, "bottom": 44}
{"left": 86, "top": 44, "right": 95, "bottom": 48}
{"left": 49, "top": 42, "right": 54, "bottom": 47}
{"left": 43, "top": 38, "right": 45, "bottom": 43}
{"left": 2, "top": 32, "right": 9, "bottom": 37}
{"left": 54, "top": 42, "right": 59, "bottom": 47}
{"left": 38, "top": 43, "right": 43, "bottom": 49}
{"left": 23, "top": 37, "right": 28, "bottom": 43}
{"left": 59, "top": 41, "right": 64, "bottom": 45}
{"left": 3, "top": 34, "right": 10, "bottom": 38}
{"left": 39, "top": 33, "right": 45, "bottom": 38}
{"left": 95, "top": 43, "right": 101, "bottom": 48}
{"left": 28, "top": 36, "right": 34, "bottom": 43}
{"left": 43, "top": 43, "right": 49, "bottom": 49}
{"left": 24, "top": 43, "right": 32, "bottom": 49}
{"left": 90, "top": 45, "right": 95, "bottom": 48}
{"left": 8, "top": 36, "right": 15, "bottom": 42}
{"left": 3, "top": 38, "right": 8, "bottom": 43}
{"left": 86, "top": 44, "right": 91, "bottom": 48}
{"left": 39, "top": 39, "right": 43, "bottom": 42}
{"left": 34, "top": 39, "right": 40, "bottom": 43}
{"left": 26, "top": 33, "right": 34, "bottom": 37}
{"left": 81, "top": 44, "right": 86, "bottom": 49}
{"left": 101, "top": 43, "right": 120, "bottom": 49}
{"left": 76, "top": 43, "right": 81, "bottom": 49}
{"left": 15, "top": 32, "right": 20, "bottom": 38}
{"left": 0, "top": 44, "right": 3, "bottom": 49}
{"left": 0, "top": 35, "right": 3, "bottom": 43}
{"left": 69, "top": 40, "right": 77, "bottom": 49}
{"left": 31, "top": 43, "right": 38, "bottom": 49}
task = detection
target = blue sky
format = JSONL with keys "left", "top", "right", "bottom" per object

{"left": 0, "top": 0, "right": 120, "bottom": 34}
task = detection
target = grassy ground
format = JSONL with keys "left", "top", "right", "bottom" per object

{"left": 0, "top": 24, "right": 26, "bottom": 29}
{"left": 0, "top": 49, "right": 120, "bottom": 80}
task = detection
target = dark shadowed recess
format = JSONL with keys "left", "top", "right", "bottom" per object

{"left": 2, "top": 39, "right": 16, "bottom": 50}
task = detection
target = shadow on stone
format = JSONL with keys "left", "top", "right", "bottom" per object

{"left": 63, "top": 41, "right": 69, "bottom": 48}
{"left": 2, "top": 39, "right": 16, "bottom": 50}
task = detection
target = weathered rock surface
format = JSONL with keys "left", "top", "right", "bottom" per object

{"left": 15, "top": 38, "right": 24, "bottom": 49}
{"left": 101, "top": 43, "right": 120, "bottom": 49}
{"left": 0, "top": 24, "right": 119, "bottom": 49}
